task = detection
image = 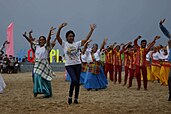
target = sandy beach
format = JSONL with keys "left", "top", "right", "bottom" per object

{"left": 0, "top": 72, "right": 171, "bottom": 114}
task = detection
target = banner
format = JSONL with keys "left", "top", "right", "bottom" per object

{"left": 6, "top": 22, "right": 14, "bottom": 57}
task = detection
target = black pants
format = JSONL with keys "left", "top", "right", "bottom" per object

{"left": 168, "top": 68, "right": 171, "bottom": 95}
{"left": 65, "top": 64, "right": 81, "bottom": 99}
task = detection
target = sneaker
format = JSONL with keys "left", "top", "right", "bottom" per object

{"left": 68, "top": 98, "right": 72, "bottom": 105}
{"left": 74, "top": 99, "right": 78, "bottom": 104}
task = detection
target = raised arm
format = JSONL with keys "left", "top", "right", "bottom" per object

{"left": 134, "top": 36, "right": 141, "bottom": 48}
{"left": 47, "top": 27, "right": 56, "bottom": 46}
{"left": 112, "top": 42, "right": 117, "bottom": 49}
{"left": 56, "top": 23, "right": 67, "bottom": 45}
{"left": 82, "top": 40, "right": 92, "bottom": 55}
{"left": 147, "top": 36, "right": 160, "bottom": 52}
{"left": 121, "top": 42, "right": 132, "bottom": 53}
{"left": 81, "top": 24, "right": 96, "bottom": 46}
{"left": 100, "top": 38, "right": 108, "bottom": 52}
{"left": 0, "top": 41, "right": 10, "bottom": 51}
{"left": 22, "top": 32, "right": 32, "bottom": 44}
{"left": 159, "top": 19, "right": 171, "bottom": 39}
{"left": 29, "top": 30, "right": 34, "bottom": 41}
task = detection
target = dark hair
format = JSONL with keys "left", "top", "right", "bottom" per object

{"left": 93, "top": 43, "right": 98, "bottom": 48}
{"left": 39, "top": 36, "right": 46, "bottom": 40}
{"left": 141, "top": 40, "right": 147, "bottom": 44}
{"left": 66, "top": 30, "right": 75, "bottom": 38}
{"left": 127, "top": 44, "right": 132, "bottom": 48}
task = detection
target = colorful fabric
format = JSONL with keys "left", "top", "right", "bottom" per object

{"left": 151, "top": 65, "right": 161, "bottom": 81}
{"left": 89, "top": 62, "right": 101, "bottom": 74}
{"left": 151, "top": 60, "right": 161, "bottom": 67}
{"left": 34, "top": 59, "right": 55, "bottom": 81}
{"left": 105, "top": 50, "right": 113, "bottom": 64}
{"left": 81, "top": 63, "right": 88, "bottom": 72}
{"left": 124, "top": 52, "right": 130, "bottom": 67}
{"left": 114, "top": 50, "right": 122, "bottom": 66}
{"left": 160, "top": 65, "right": 170, "bottom": 86}
{"left": 33, "top": 73, "right": 52, "bottom": 97}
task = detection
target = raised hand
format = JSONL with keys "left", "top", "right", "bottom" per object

{"left": 103, "top": 38, "right": 108, "bottom": 45}
{"left": 59, "top": 23, "right": 67, "bottom": 29}
{"left": 22, "top": 32, "right": 27, "bottom": 37}
{"left": 50, "top": 26, "right": 56, "bottom": 35}
{"left": 29, "top": 30, "right": 33, "bottom": 34}
{"left": 5, "top": 41, "right": 10, "bottom": 44}
{"left": 159, "top": 19, "right": 165, "bottom": 25}
{"left": 137, "top": 35, "right": 142, "bottom": 39}
{"left": 154, "top": 36, "right": 160, "bottom": 40}
{"left": 90, "top": 24, "right": 96, "bottom": 30}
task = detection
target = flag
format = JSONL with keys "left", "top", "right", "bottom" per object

{"left": 6, "top": 22, "right": 14, "bottom": 57}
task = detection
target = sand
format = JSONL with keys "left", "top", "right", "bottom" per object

{"left": 0, "top": 72, "right": 171, "bottom": 114}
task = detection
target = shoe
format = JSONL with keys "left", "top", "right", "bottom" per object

{"left": 127, "top": 86, "right": 131, "bottom": 88}
{"left": 43, "top": 95, "right": 51, "bottom": 98}
{"left": 168, "top": 95, "right": 171, "bottom": 101}
{"left": 137, "top": 87, "right": 140, "bottom": 90}
{"left": 87, "top": 88, "right": 92, "bottom": 91}
{"left": 123, "top": 83, "right": 126, "bottom": 86}
{"left": 74, "top": 99, "right": 78, "bottom": 104}
{"left": 95, "top": 89, "right": 98, "bottom": 91}
{"left": 144, "top": 88, "right": 148, "bottom": 91}
{"left": 68, "top": 98, "right": 72, "bottom": 105}
{"left": 34, "top": 93, "right": 37, "bottom": 97}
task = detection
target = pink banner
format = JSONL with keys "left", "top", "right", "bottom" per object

{"left": 6, "top": 22, "right": 14, "bottom": 57}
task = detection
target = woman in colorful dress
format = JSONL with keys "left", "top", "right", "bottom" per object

{"left": 84, "top": 38, "right": 108, "bottom": 90}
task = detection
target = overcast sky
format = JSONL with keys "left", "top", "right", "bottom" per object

{"left": 0, "top": 0, "right": 171, "bottom": 56}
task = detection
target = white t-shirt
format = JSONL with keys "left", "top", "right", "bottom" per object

{"left": 81, "top": 53, "right": 87, "bottom": 63}
{"left": 35, "top": 45, "right": 48, "bottom": 59}
{"left": 152, "top": 52, "right": 160, "bottom": 60}
{"left": 86, "top": 49, "right": 101, "bottom": 63}
{"left": 146, "top": 51, "right": 152, "bottom": 61}
{"left": 159, "top": 50, "right": 169, "bottom": 61}
{"left": 62, "top": 40, "right": 82, "bottom": 66}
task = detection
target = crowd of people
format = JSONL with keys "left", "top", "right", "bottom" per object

{"left": 0, "top": 54, "right": 21, "bottom": 74}
{"left": 0, "top": 19, "right": 171, "bottom": 104}
{"left": 64, "top": 19, "right": 171, "bottom": 102}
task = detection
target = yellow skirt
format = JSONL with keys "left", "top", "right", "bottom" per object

{"left": 160, "top": 66, "right": 170, "bottom": 86}
{"left": 151, "top": 65, "right": 161, "bottom": 81}
{"left": 147, "top": 66, "right": 151, "bottom": 81}
{"left": 140, "top": 66, "right": 151, "bottom": 81}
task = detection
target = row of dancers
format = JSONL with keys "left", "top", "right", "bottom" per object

{"left": 1, "top": 19, "right": 170, "bottom": 104}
